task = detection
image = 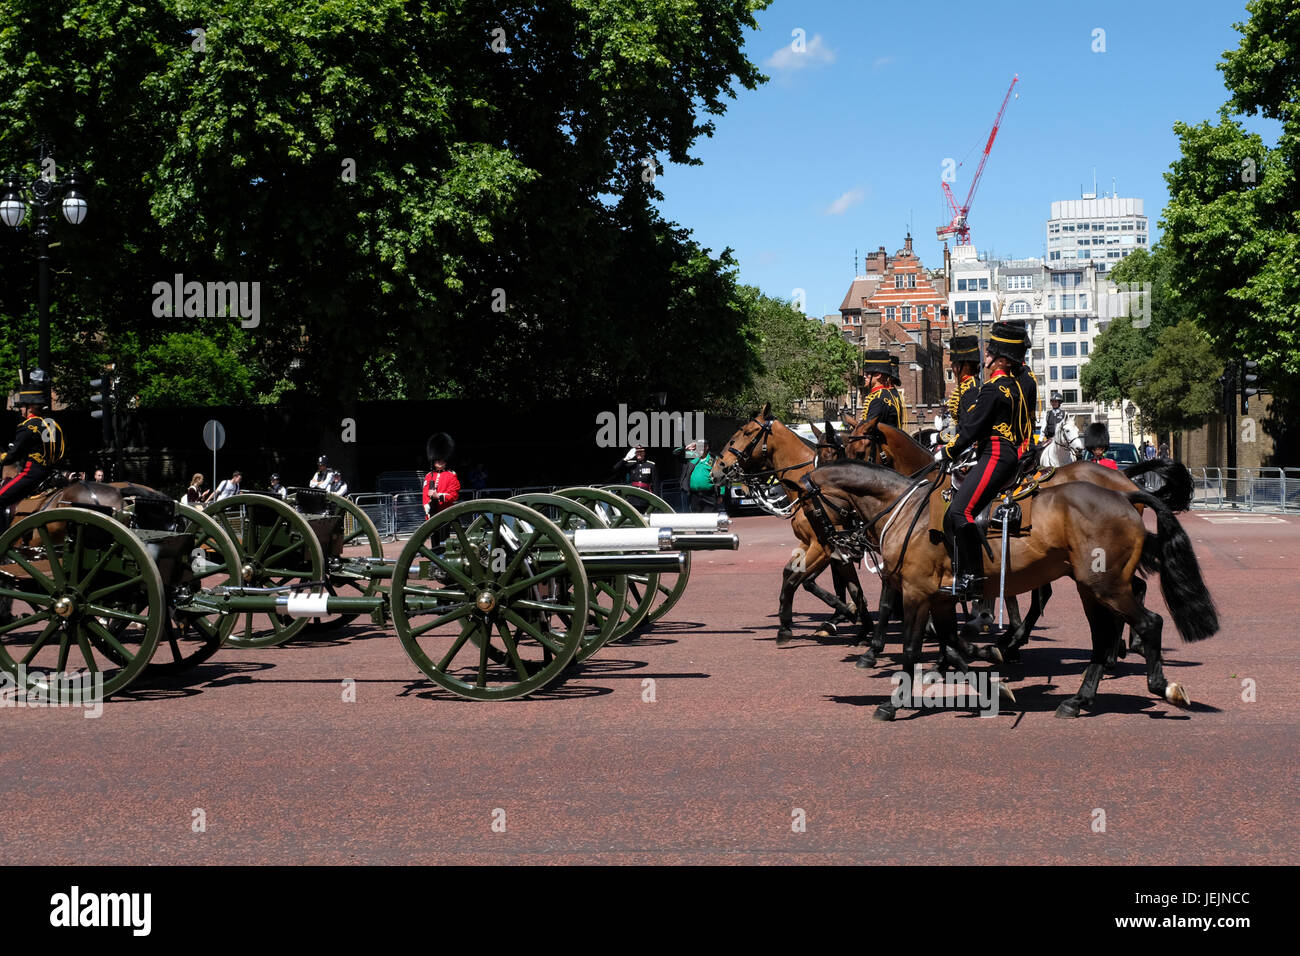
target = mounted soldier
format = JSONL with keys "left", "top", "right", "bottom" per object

{"left": 1003, "top": 319, "right": 1039, "bottom": 452}
{"left": 1043, "top": 391, "right": 1065, "bottom": 442}
{"left": 886, "top": 355, "right": 908, "bottom": 430}
{"left": 0, "top": 385, "right": 65, "bottom": 533}
{"left": 860, "top": 350, "right": 901, "bottom": 429}
{"left": 938, "top": 321, "right": 1033, "bottom": 600}
{"left": 945, "top": 335, "right": 981, "bottom": 435}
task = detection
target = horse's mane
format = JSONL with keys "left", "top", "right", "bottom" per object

{"left": 874, "top": 422, "right": 930, "bottom": 458}
{"left": 813, "top": 458, "right": 914, "bottom": 495}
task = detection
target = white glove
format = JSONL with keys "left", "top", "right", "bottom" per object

{"left": 934, "top": 446, "right": 946, "bottom": 463}
{"left": 623, "top": 447, "right": 637, "bottom": 461}
{"left": 424, "top": 503, "right": 431, "bottom": 517}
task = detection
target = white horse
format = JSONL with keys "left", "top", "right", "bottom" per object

{"left": 1038, "top": 415, "right": 1084, "bottom": 467}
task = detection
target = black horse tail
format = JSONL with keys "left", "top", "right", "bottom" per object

{"left": 1128, "top": 490, "right": 1218, "bottom": 642}
{"left": 1124, "top": 457, "right": 1194, "bottom": 512}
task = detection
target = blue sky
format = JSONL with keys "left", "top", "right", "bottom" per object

{"left": 654, "top": 0, "right": 1278, "bottom": 319}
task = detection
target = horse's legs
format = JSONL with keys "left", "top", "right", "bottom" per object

{"left": 854, "top": 579, "right": 897, "bottom": 665}
{"left": 1078, "top": 577, "right": 1191, "bottom": 711}
{"left": 777, "top": 552, "right": 801, "bottom": 644}
{"left": 1055, "top": 587, "right": 1122, "bottom": 718}
{"left": 872, "top": 589, "right": 928, "bottom": 722}
{"left": 1127, "top": 576, "right": 1148, "bottom": 656}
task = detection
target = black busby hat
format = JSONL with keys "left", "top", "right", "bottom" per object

{"left": 1083, "top": 422, "right": 1110, "bottom": 450}
{"left": 948, "top": 335, "right": 980, "bottom": 363}
{"left": 862, "top": 348, "right": 892, "bottom": 376}
{"left": 14, "top": 387, "right": 46, "bottom": 407}
{"left": 426, "top": 432, "right": 455, "bottom": 464}
{"left": 986, "top": 321, "right": 1028, "bottom": 363}
{"left": 888, "top": 355, "right": 902, "bottom": 384}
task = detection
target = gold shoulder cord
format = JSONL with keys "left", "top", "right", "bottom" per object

{"left": 1012, "top": 379, "right": 1032, "bottom": 446}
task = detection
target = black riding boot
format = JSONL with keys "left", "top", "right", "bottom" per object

{"left": 954, "top": 524, "right": 986, "bottom": 600}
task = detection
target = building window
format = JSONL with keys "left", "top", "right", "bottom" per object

{"left": 1077, "top": 238, "right": 1089, "bottom": 246}
{"left": 1078, "top": 294, "right": 1087, "bottom": 308}
{"left": 1060, "top": 317, "right": 1077, "bottom": 333}
{"left": 1081, "top": 342, "right": 1089, "bottom": 355}
{"left": 1092, "top": 223, "right": 1104, "bottom": 231}
{"left": 1062, "top": 389, "right": 1079, "bottom": 402}
{"left": 1080, "top": 317, "right": 1088, "bottom": 333}
{"left": 1062, "top": 294, "right": 1076, "bottom": 309}
{"left": 957, "top": 278, "right": 967, "bottom": 291}
{"left": 980, "top": 300, "right": 991, "bottom": 315}
{"left": 1061, "top": 342, "right": 1077, "bottom": 357}
{"left": 907, "top": 273, "right": 916, "bottom": 289}
{"left": 1050, "top": 251, "right": 1061, "bottom": 260}
{"left": 886, "top": 307, "right": 896, "bottom": 321}
{"left": 1137, "top": 235, "right": 1147, "bottom": 244}
{"left": 901, "top": 305, "right": 912, "bottom": 321}
{"left": 1050, "top": 367, "right": 1059, "bottom": 381}
{"left": 1062, "top": 365, "right": 1078, "bottom": 380}
{"left": 1049, "top": 343, "right": 1057, "bottom": 357}
{"left": 1048, "top": 318, "right": 1056, "bottom": 333}
{"left": 953, "top": 301, "right": 965, "bottom": 316}
{"left": 1009, "top": 299, "right": 1030, "bottom": 314}
{"left": 979, "top": 278, "right": 989, "bottom": 290}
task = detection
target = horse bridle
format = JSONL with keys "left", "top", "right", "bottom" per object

{"left": 718, "top": 417, "right": 814, "bottom": 488}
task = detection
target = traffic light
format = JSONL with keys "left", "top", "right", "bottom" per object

{"left": 1241, "top": 360, "right": 1260, "bottom": 414}
{"left": 90, "top": 373, "right": 113, "bottom": 443}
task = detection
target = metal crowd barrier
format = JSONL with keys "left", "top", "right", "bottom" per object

{"left": 1189, "top": 466, "right": 1300, "bottom": 513}
{"left": 350, "top": 493, "right": 394, "bottom": 539}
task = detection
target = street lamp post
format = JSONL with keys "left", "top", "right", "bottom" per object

{"left": 1, "top": 142, "right": 90, "bottom": 391}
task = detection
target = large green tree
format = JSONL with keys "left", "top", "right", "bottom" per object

{"left": 1132, "top": 321, "right": 1223, "bottom": 436}
{"left": 1161, "top": 0, "right": 1300, "bottom": 459}
{"left": 0, "top": 0, "right": 769, "bottom": 408}
{"left": 1080, "top": 314, "right": 1150, "bottom": 409}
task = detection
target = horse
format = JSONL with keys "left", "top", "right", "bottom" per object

{"left": 712, "top": 406, "right": 871, "bottom": 644}
{"left": 1, "top": 464, "right": 162, "bottom": 543}
{"left": 1037, "top": 415, "right": 1084, "bottom": 467}
{"left": 803, "top": 459, "right": 1218, "bottom": 720}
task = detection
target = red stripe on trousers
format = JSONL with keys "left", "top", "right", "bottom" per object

{"left": 0, "top": 462, "right": 32, "bottom": 497}
{"left": 962, "top": 441, "right": 1004, "bottom": 521}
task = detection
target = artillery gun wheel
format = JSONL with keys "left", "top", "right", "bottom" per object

{"left": 602, "top": 484, "right": 692, "bottom": 624}
{"left": 511, "top": 493, "right": 626, "bottom": 662}
{"left": 553, "top": 487, "right": 658, "bottom": 641}
{"left": 295, "top": 491, "right": 385, "bottom": 633}
{"left": 391, "top": 499, "right": 588, "bottom": 701}
{"left": 0, "top": 508, "right": 165, "bottom": 700}
{"left": 204, "top": 494, "right": 325, "bottom": 648}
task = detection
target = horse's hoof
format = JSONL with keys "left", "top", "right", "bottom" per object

{"left": 1054, "top": 700, "right": 1081, "bottom": 719}
{"left": 813, "top": 622, "right": 838, "bottom": 640}
{"left": 872, "top": 704, "right": 896, "bottom": 722}
{"left": 776, "top": 629, "right": 794, "bottom": 645}
{"left": 1000, "top": 645, "right": 1021, "bottom": 665}
{"left": 855, "top": 651, "right": 876, "bottom": 669}
{"left": 1165, "top": 683, "right": 1192, "bottom": 707}
{"left": 998, "top": 682, "right": 1016, "bottom": 705}
{"left": 986, "top": 645, "right": 1003, "bottom": 665}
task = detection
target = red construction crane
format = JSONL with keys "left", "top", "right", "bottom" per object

{"left": 937, "top": 74, "right": 1019, "bottom": 247}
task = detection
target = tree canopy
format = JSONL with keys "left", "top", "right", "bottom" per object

{"left": 0, "top": 0, "right": 771, "bottom": 408}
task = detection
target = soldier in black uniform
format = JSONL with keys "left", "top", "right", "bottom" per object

{"left": 945, "top": 335, "right": 981, "bottom": 433}
{"left": 886, "top": 355, "right": 908, "bottom": 430}
{"left": 939, "top": 323, "right": 1032, "bottom": 600}
{"left": 0, "top": 387, "right": 59, "bottom": 532}
{"left": 860, "top": 350, "right": 901, "bottom": 428}
{"left": 1003, "top": 319, "right": 1039, "bottom": 452}
{"left": 614, "top": 444, "right": 658, "bottom": 493}
{"left": 1043, "top": 391, "right": 1065, "bottom": 441}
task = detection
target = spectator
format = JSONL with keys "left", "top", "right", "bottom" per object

{"left": 309, "top": 456, "right": 331, "bottom": 490}
{"left": 685, "top": 439, "right": 722, "bottom": 513}
{"left": 182, "top": 473, "right": 212, "bottom": 506}
{"left": 213, "top": 470, "right": 243, "bottom": 499}
{"left": 93, "top": 468, "right": 106, "bottom": 482}
{"left": 614, "top": 444, "right": 657, "bottom": 493}
{"left": 268, "top": 473, "right": 288, "bottom": 499}
{"left": 1159, "top": 441, "right": 1170, "bottom": 459}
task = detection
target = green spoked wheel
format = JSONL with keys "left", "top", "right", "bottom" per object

{"left": 511, "top": 493, "right": 627, "bottom": 663}
{"left": 553, "top": 487, "right": 658, "bottom": 641}
{"left": 391, "top": 499, "right": 588, "bottom": 701}
{"left": 140, "top": 505, "right": 242, "bottom": 675}
{"left": 204, "top": 494, "right": 326, "bottom": 648}
{"left": 602, "top": 484, "right": 692, "bottom": 624}
{"left": 0, "top": 508, "right": 165, "bottom": 701}
{"left": 296, "top": 491, "right": 386, "bottom": 633}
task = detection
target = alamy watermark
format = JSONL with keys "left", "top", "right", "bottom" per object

{"left": 890, "top": 665, "right": 1000, "bottom": 717}
{"left": 151, "top": 273, "right": 260, "bottom": 328}
{"left": 0, "top": 665, "right": 103, "bottom": 718}
{"left": 595, "top": 403, "right": 704, "bottom": 449}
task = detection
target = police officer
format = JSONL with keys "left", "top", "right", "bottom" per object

{"left": 1043, "top": 392, "right": 1065, "bottom": 441}
{"left": 0, "top": 386, "right": 60, "bottom": 532}
{"left": 945, "top": 335, "right": 981, "bottom": 434}
{"left": 615, "top": 444, "right": 658, "bottom": 492}
{"left": 860, "top": 349, "right": 901, "bottom": 428}
{"left": 939, "top": 322, "right": 1032, "bottom": 600}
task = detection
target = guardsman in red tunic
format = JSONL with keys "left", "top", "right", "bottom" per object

{"left": 1083, "top": 423, "right": 1120, "bottom": 470}
{"left": 422, "top": 432, "right": 461, "bottom": 518}
{"left": 939, "top": 323, "right": 1031, "bottom": 600}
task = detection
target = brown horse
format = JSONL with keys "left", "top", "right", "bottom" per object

{"left": 804, "top": 458, "right": 1218, "bottom": 719}
{"left": 2, "top": 464, "right": 161, "bottom": 543}
{"left": 712, "top": 406, "right": 870, "bottom": 644}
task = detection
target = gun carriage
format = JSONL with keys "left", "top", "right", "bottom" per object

{"left": 0, "top": 485, "right": 736, "bottom": 703}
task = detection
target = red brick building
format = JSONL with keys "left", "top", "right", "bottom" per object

{"left": 837, "top": 235, "right": 950, "bottom": 427}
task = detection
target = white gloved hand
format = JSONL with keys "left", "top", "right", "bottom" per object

{"left": 623, "top": 447, "right": 637, "bottom": 461}
{"left": 934, "top": 447, "right": 946, "bottom": 463}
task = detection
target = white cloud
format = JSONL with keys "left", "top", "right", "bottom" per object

{"left": 824, "top": 187, "right": 865, "bottom": 216}
{"left": 872, "top": 56, "right": 894, "bottom": 70}
{"left": 766, "top": 34, "right": 836, "bottom": 72}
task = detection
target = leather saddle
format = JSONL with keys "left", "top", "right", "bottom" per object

{"left": 932, "top": 464, "right": 1055, "bottom": 538}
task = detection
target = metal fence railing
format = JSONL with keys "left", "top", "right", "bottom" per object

{"left": 1189, "top": 467, "right": 1300, "bottom": 513}
{"left": 351, "top": 493, "right": 394, "bottom": 539}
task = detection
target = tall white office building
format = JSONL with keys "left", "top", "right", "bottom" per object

{"left": 1046, "top": 196, "right": 1148, "bottom": 275}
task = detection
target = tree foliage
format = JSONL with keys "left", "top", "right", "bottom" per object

{"left": 0, "top": 0, "right": 770, "bottom": 408}
{"left": 1080, "top": 314, "right": 1149, "bottom": 408}
{"left": 711, "top": 287, "right": 856, "bottom": 420}
{"left": 1132, "top": 321, "right": 1223, "bottom": 436}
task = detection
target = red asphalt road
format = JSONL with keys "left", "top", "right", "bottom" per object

{"left": 1, "top": 511, "right": 1296, "bottom": 865}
